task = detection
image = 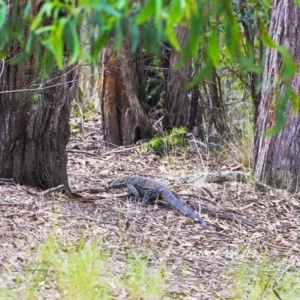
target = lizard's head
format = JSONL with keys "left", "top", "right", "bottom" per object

{"left": 105, "top": 177, "right": 128, "bottom": 190}
{"left": 104, "top": 180, "right": 114, "bottom": 191}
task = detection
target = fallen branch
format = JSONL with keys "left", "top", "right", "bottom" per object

{"left": 179, "top": 192, "right": 257, "bottom": 227}
{"left": 66, "top": 149, "right": 96, "bottom": 156}
{"left": 200, "top": 203, "right": 257, "bottom": 228}
{"left": 188, "top": 171, "right": 251, "bottom": 184}
{"left": 22, "top": 184, "right": 65, "bottom": 196}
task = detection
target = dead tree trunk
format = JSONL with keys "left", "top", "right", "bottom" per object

{"left": 99, "top": 46, "right": 126, "bottom": 146}
{"left": 119, "top": 38, "right": 152, "bottom": 144}
{"left": 0, "top": 1, "right": 78, "bottom": 191}
{"left": 99, "top": 38, "right": 152, "bottom": 146}
{"left": 254, "top": 0, "right": 300, "bottom": 190}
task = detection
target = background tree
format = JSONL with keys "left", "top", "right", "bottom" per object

{"left": 0, "top": 0, "right": 78, "bottom": 191}
{"left": 163, "top": 26, "right": 192, "bottom": 130}
{"left": 99, "top": 37, "right": 152, "bottom": 146}
{"left": 254, "top": 0, "right": 300, "bottom": 190}
{"left": 99, "top": 27, "right": 196, "bottom": 145}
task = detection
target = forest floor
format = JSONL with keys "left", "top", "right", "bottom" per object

{"left": 1, "top": 115, "right": 300, "bottom": 299}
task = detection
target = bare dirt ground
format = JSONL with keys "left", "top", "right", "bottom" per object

{"left": 1, "top": 115, "right": 300, "bottom": 299}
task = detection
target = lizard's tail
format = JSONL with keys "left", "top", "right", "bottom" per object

{"left": 167, "top": 191, "right": 212, "bottom": 230}
{"left": 182, "top": 207, "right": 212, "bottom": 231}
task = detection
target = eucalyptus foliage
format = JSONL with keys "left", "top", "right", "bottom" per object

{"left": 0, "top": 0, "right": 299, "bottom": 132}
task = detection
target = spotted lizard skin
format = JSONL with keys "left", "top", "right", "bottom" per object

{"left": 105, "top": 176, "right": 211, "bottom": 230}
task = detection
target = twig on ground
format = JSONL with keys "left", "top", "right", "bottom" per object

{"left": 21, "top": 184, "right": 65, "bottom": 196}
{"left": 66, "top": 149, "right": 96, "bottom": 156}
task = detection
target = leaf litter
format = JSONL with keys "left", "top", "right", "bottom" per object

{"left": 0, "top": 116, "right": 300, "bottom": 299}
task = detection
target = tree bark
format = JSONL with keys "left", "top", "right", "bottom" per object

{"left": 119, "top": 37, "right": 152, "bottom": 144}
{"left": 99, "top": 38, "right": 152, "bottom": 146}
{"left": 0, "top": 1, "right": 78, "bottom": 191}
{"left": 187, "top": 86, "right": 204, "bottom": 139}
{"left": 99, "top": 46, "right": 125, "bottom": 146}
{"left": 163, "top": 26, "right": 192, "bottom": 130}
{"left": 206, "top": 68, "right": 229, "bottom": 135}
{"left": 254, "top": 0, "right": 300, "bottom": 190}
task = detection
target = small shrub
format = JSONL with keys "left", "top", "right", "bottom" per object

{"left": 142, "top": 126, "right": 188, "bottom": 155}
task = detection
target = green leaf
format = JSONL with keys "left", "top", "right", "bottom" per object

{"left": 259, "top": 24, "right": 277, "bottom": 48}
{"left": 279, "top": 47, "right": 298, "bottom": 81}
{"left": 207, "top": 29, "right": 220, "bottom": 68}
{"left": 45, "top": 52, "right": 55, "bottom": 74}
{"left": 188, "top": 64, "right": 213, "bottom": 88}
{"left": 98, "top": 3, "right": 121, "bottom": 18}
{"left": 11, "top": 31, "right": 36, "bottom": 65}
{"left": 142, "top": 21, "right": 159, "bottom": 54}
{"left": 263, "top": 115, "right": 283, "bottom": 136}
{"left": 188, "top": 15, "right": 203, "bottom": 58}
{"left": 154, "top": 0, "right": 162, "bottom": 23}
{"left": 113, "top": 23, "right": 123, "bottom": 50}
{"left": 91, "top": 31, "right": 111, "bottom": 62}
{"left": 43, "top": 17, "right": 68, "bottom": 69}
{"left": 10, "top": 51, "right": 30, "bottom": 65}
{"left": 31, "top": 3, "right": 54, "bottom": 30}
{"left": 290, "top": 89, "right": 299, "bottom": 112}
{"left": 164, "top": 25, "right": 180, "bottom": 51}
{"left": 224, "top": 15, "right": 240, "bottom": 55}
{"left": 23, "top": 1, "right": 32, "bottom": 18}
{"left": 238, "top": 56, "right": 261, "bottom": 73}
{"left": 64, "top": 19, "right": 81, "bottom": 65}
{"left": 130, "top": 21, "right": 140, "bottom": 52}
{"left": 31, "top": 13, "right": 43, "bottom": 31}
{"left": 43, "top": 2, "right": 54, "bottom": 17}
{"left": 136, "top": 0, "right": 155, "bottom": 24}
{"left": 0, "top": 0, "right": 7, "bottom": 29}
{"left": 264, "top": 92, "right": 289, "bottom": 136}
{"left": 35, "top": 25, "right": 55, "bottom": 35}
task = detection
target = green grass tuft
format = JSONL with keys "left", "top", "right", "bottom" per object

{"left": 123, "top": 254, "right": 166, "bottom": 300}
{"left": 226, "top": 256, "right": 300, "bottom": 299}
{"left": 0, "top": 233, "right": 167, "bottom": 299}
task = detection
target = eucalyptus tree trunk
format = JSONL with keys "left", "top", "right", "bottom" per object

{"left": 99, "top": 38, "right": 152, "bottom": 146}
{"left": 254, "top": 0, "right": 300, "bottom": 190}
{"left": 119, "top": 37, "right": 152, "bottom": 143}
{"left": 0, "top": 1, "right": 78, "bottom": 191}
{"left": 163, "top": 26, "right": 192, "bottom": 130}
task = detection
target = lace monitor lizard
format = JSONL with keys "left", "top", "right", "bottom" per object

{"left": 105, "top": 176, "right": 211, "bottom": 230}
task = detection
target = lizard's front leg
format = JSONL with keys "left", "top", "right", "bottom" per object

{"left": 127, "top": 183, "right": 140, "bottom": 200}
{"left": 141, "top": 189, "right": 161, "bottom": 205}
